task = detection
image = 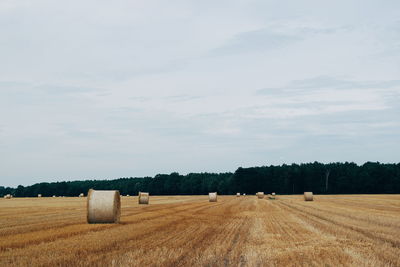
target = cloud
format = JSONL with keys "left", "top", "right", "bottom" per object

{"left": 254, "top": 77, "right": 400, "bottom": 117}
{"left": 209, "top": 29, "right": 300, "bottom": 55}
{"left": 34, "top": 85, "right": 104, "bottom": 95}
{"left": 257, "top": 76, "right": 400, "bottom": 93}
{"left": 208, "top": 24, "right": 350, "bottom": 56}
{"left": 1, "top": 1, "right": 400, "bottom": 186}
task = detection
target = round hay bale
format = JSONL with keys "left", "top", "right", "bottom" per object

{"left": 304, "top": 192, "right": 313, "bottom": 201}
{"left": 4, "top": 194, "right": 11, "bottom": 199}
{"left": 79, "top": 193, "right": 84, "bottom": 197}
{"left": 271, "top": 192, "right": 276, "bottom": 196}
{"left": 236, "top": 193, "right": 240, "bottom": 197}
{"left": 243, "top": 193, "right": 246, "bottom": 196}
{"left": 209, "top": 192, "right": 217, "bottom": 202}
{"left": 257, "top": 192, "right": 264, "bottom": 199}
{"left": 138, "top": 192, "right": 149, "bottom": 204}
{"left": 87, "top": 189, "right": 121, "bottom": 223}
{"left": 38, "top": 194, "right": 42, "bottom": 198}
{"left": 126, "top": 194, "right": 130, "bottom": 197}
{"left": 53, "top": 195, "right": 56, "bottom": 198}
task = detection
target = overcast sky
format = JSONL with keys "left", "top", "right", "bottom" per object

{"left": 1, "top": 0, "right": 399, "bottom": 187}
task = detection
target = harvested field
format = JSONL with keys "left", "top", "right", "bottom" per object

{"left": 0, "top": 195, "right": 399, "bottom": 266}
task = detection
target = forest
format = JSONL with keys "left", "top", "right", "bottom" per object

{"left": 1, "top": 162, "right": 399, "bottom": 197}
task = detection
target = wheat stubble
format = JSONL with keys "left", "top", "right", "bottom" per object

{"left": 0, "top": 195, "right": 399, "bottom": 266}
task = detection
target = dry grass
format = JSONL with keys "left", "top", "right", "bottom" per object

{"left": 0, "top": 195, "right": 399, "bottom": 266}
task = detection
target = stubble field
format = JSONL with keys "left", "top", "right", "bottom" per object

{"left": 0, "top": 194, "right": 399, "bottom": 266}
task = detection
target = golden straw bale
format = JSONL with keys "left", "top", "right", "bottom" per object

{"left": 209, "top": 192, "right": 217, "bottom": 202}
{"left": 257, "top": 192, "right": 264, "bottom": 199}
{"left": 87, "top": 189, "right": 121, "bottom": 223}
{"left": 304, "top": 192, "right": 314, "bottom": 201}
{"left": 138, "top": 192, "right": 149, "bottom": 204}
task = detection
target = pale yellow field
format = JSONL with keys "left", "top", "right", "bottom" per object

{"left": 0, "top": 195, "right": 399, "bottom": 266}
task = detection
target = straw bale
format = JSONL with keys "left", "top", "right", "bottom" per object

{"left": 87, "top": 189, "right": 121, "bottom": 223}
{"left": 138, "top": 192, "right": 149, "bottom": 204}
{"left": 209, "top": 192, "right": 217, "bottom": 202}
{"left": 304, "top": 192, "right": 314, "bottom": 201}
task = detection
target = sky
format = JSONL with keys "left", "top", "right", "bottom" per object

{"left": 1, "top": 0, "right": 399, "bottom": 187}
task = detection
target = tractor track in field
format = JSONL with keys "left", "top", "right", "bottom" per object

{"left": 277, "top": 201, "right": 400, "bottom": 248}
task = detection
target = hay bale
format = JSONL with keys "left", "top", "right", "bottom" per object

{"left": 53, "top": 195, "right": 56, "bottom": 198}
{"left": 38, "top": 194, "right": 42, "bottom": 198}
{"left": 138, "top": 192, "right": 149, "bottom": 204}
{"left": 126, "top": 194, "right": 130, "bottom": 197}
{"left": 4, "top": 194, "right": 11, "bottom": 199}
{"left": 271, "top": 192, "right": 276, "bottom": 196}
{"left": 209, "top": 192, "right": 217, "bottom": 202}
{"left": 243, "top": 193, "right": 246, "bottom": 196}
{"left": 87, "top": 189, "right": 121, "bottom": 223}
{"left": 304, "top": 192, "right": 313, "bottom": 201}
{"left": 79, "top": 193, "right": 84, "bottom": 197}
{"left": 257, "top": 192, "right": 264, "bottom": 199}
{"left": 236, "top": 193, "right": 240, "bottom": 197}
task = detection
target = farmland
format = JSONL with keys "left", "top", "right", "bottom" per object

{"left": 0, "top": 195, "right": 399, "bottom": 266}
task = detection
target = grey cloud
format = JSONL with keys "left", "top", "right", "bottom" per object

{"left": 209, "top": 29, "right": 300, "bottom": 55}
{"left": 296, "top": 25, "right": 352, "bottom": 35}
{"left": 0, "top": 81, "right": 31, "bottom": 88}
{"left": 208, "top": 25, "right": 349, "bottom": 56}
{"left": 257, "top": 77, "right": 400, "bottom": 95}
{"left": 34, "top": 84, "right": 104, "bottom": 95}
{"left": 128, "top": 96, "right": 153, "bottom": 102}
{"left": 162, "top": 95, "right": 204, "bottom": 102}
{"left": 128, "top": 95, "right": 204, "bottom": 104}
{"left": 1, "top": 83, "right": 102, "bottom": 107}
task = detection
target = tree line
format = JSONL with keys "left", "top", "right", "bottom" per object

{"left": 1, "top": 162, "right": 399, "bottom": 197}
